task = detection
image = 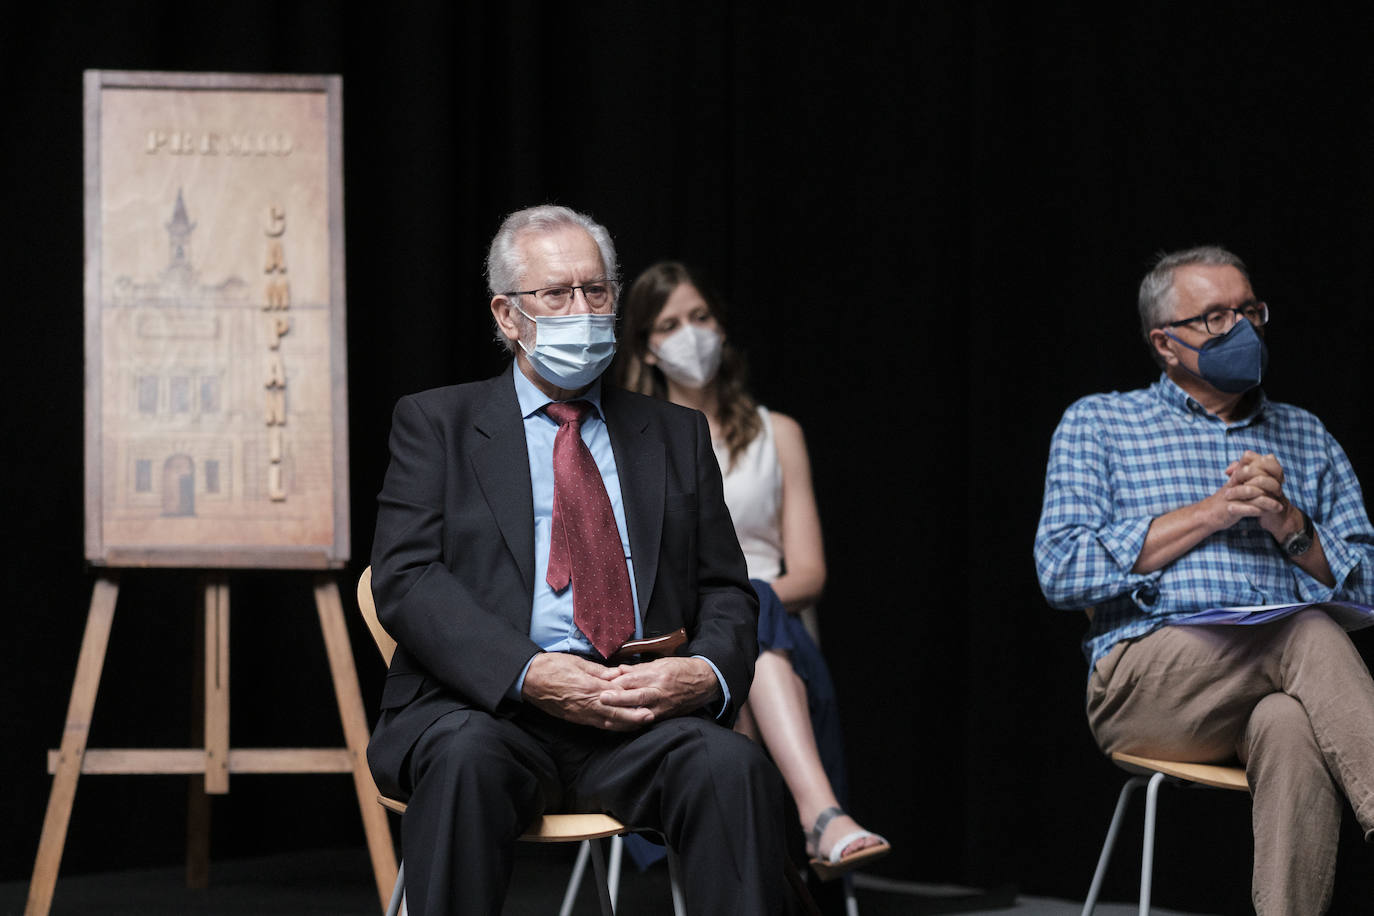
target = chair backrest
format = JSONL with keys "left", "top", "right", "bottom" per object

{"left": 357, "top": 566, "right": 397, "bottom": 667}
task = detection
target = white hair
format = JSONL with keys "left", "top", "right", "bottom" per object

{"left": 485, "top": 204, "right": 619, "bottom": 353}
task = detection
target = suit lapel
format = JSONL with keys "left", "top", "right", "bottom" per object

{"left": 602, "top": 388, "right": 664, "bottom": 624}
{"left": 469, "top": 368, "right": 536, "bottom": 600}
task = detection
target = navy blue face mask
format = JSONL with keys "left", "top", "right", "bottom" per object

{"left": 1165, "top": 316, "right": 1269, "bottom": 394}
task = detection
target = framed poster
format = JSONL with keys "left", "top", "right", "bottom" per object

{"left": 83, "top": 70, "right": 348, "bottom": 569}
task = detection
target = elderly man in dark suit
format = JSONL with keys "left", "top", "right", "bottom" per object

{"left": 366, "top": 204, "right": 792, "bottom": 915}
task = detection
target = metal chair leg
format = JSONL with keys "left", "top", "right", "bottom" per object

{"left": 843, "top": 873, "right": 860, "bottom": 916}
{"left": 1081, "top": 775, "right": 1150, "bottom": 916}
{"left": 385, "top": 859, "right": 405, "bottom": 916}
{"left": 607, "top": 834, "right": 624, "bottom": 908}
{"left": 666, "top": 845, "right": 687, "bottom": 916}
{"left": 1139, "top": 772, "right": 1164, "bottom": 916}
{"left": 588, "top": 837, "right": 616, "bottom": 916}
{"left": 560, "top": 840, "right": 593, "bottom": 916}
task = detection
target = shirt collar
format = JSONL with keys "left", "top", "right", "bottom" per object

{"left": 1151, "top": 372, "right": 1268, "bottom": 428}
{"left": 512, "top": 362, "right": 606, "bottom": 421}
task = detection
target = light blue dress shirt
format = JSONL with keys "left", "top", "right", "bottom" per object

{"left": 516, "top": 370, "right": 643, "bottom": 655}
{"left": 509, "top": 367, "right": 729, "bottom": 716}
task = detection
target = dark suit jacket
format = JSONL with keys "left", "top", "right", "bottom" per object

{"left": 366, "top": 366, "right": 759, "bottom": 796}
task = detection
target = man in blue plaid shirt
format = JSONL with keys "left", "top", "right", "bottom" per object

{"left": 1035, "top": 246, "right": 1374, "bottom": 914}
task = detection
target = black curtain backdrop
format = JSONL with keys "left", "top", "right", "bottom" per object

{"left": 5, "top": 3, "right": 1374, "bottom": 911}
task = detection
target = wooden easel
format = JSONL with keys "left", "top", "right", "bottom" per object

{"left": 26, "top": 571, "right": 397, "bottom": 915}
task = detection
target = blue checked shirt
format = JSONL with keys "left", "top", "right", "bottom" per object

{"left": 1034, "top": 374, "right": 1374, "bottom": 673}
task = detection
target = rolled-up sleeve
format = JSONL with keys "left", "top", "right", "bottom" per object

{"left": 1034, "top": 400, "right": 1158, "bottom": 610}
{"left": 1294, "top": 430, "right": 1374, "bottom": 604}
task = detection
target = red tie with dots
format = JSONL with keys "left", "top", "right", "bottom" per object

{"left": 544, "top": 400, "right": 635, "bottom": 659}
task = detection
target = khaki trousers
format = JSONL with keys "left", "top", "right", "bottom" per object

{"left": 1087, "top": 608, "right": 1374, "bottom": 915}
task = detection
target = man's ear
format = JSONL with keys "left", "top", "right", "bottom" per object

{"left": 1149, "top": 328, "right": 1179, "bottom": 367}
{"left": 491, "top": 296, "right": 521, "bottom": 344}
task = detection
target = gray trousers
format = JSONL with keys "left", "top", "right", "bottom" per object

{"left": 1087, "top": 608, "right": 1374, "bottom": 915}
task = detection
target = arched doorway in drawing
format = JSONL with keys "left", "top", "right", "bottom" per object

{"left": 162, "top": 454, "right": 195, "bottom": 517}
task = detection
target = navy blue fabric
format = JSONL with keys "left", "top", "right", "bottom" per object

{"left": 752, "top": 578, "right": 849, "bottom": 806}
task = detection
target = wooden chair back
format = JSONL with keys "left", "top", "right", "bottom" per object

{"left": 356, "top": 566, "right": 397, "bottom": 667}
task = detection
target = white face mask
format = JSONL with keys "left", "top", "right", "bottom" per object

{"left": 651, "top": 324, "right": 724, "bottom": 389}
{"left": 513, "top": 303, "right": 617, "bottom": 389}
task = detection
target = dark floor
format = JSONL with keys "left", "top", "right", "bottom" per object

{"left": 0, "top": 847, "right": 1208, "bottom": 915}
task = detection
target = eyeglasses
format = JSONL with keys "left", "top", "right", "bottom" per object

{"left": 1161, "top": 300, "right": 1269, "bottom": 337}
{"left": 506, "top": 281, "right": 618, "bottom": 312}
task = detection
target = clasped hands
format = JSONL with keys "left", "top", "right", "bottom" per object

{"left": 1210, "top": 449, "right": 1304, "bottom": 542}
{"left": 522, "top": 651, "right": 721, "bottom": 732}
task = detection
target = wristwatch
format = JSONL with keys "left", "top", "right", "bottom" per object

{"left": 1281, "top": 509, "right": 1315, "bottom": 558}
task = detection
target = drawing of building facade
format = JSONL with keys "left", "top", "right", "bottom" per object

{"left": 99, "top": 189, "right": 334, "bottom": 546}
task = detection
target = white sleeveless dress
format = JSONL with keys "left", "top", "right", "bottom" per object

{"left": 713, "top": 407, "right": 785, "bottom": 582}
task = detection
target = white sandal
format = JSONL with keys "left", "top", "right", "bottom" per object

{"left": 804, "top": 805, "right": 891, "bottom": 881}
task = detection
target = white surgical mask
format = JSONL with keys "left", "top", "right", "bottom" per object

{"left": 513, "top": 304, "right": 617, "bottom": 389}
{"left": 651, "top": 324, "right": 723, "bottom": 389}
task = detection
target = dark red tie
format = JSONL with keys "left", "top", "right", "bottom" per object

{"left": 544, "top": 400, "right": 635, "bottom": 659}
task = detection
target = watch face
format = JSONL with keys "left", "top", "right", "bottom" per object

{"left": 1281, "top": 510, "right": 1314, "bottom": 557}
{"left": 1285, "top": 533, "right": 1312, "bottom": 557}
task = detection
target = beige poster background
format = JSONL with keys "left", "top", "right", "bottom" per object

{"left": 90, "top": 79, "right": 343, "bottom": 564}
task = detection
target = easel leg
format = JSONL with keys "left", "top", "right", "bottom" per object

{"left": 203, "top": 575, "right": 231, "bottom": 794}
{"left": 186, "top": 589, "right": 209, "bottom": 889}
{"left": 26, "top": 574, "right": 120, "bottom": 916}
{"left": 314, "top": 575, "right": 398, "bottom": 911}
{"left": 186, "top": 573, "right": 230, "bottom": 887}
